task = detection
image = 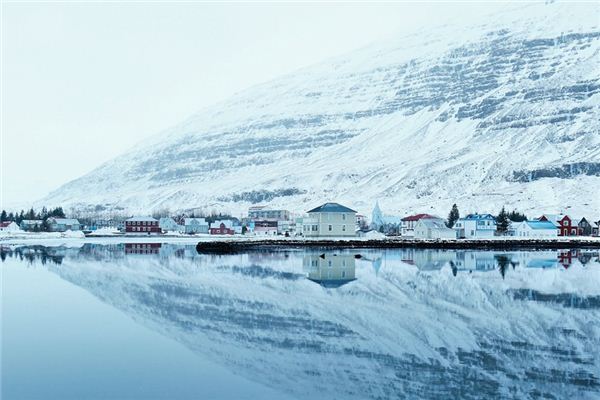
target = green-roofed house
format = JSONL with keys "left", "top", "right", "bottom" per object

{"left": 302, "top": 202, "right": 357, "bottom": 238}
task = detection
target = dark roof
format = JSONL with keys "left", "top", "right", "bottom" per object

{"left": 307, "top": 202, "right": 356, "bottom": 213}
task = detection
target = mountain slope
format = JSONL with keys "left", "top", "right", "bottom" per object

{"left": 41, "top": 2, "right": 600, "bottom": 216}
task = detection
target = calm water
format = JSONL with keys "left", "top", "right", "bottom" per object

{"left": 2, "top": 243, "right": 599, "bottom": 400}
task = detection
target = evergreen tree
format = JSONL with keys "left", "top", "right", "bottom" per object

{"left": 7, "top": 212, "right": 15, "bottom": 221}
{"left": 508, "top": 210, "right": 527, "bottom": 222}
{"left": 447, "top": 204, "right": 460, "bottom": 228}
{"left": 17, "top": 210, "right": 25, "bottom": 224}
{"left": 51, "top": 207, "right": 65, "bottom": 218}
{"left": 496, "top": 207, "right": 510, "bottom": 233}
{"left": 0, "top": 210, "right": 6, "bottom": 222}
{"left": 496, "top": 255, "right": 511, "bottom": 279}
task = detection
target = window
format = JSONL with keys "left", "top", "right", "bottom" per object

{"left": 328, "top": 260, "right": 332, "bottom": 267}
{"left": 342, "top": 225, "right": 346, "bottom": 232}
{"left": 328, "top": 225, "right": 332, "bottom": 231}
{"left": 342, "top": 214, "right": 346, "bottom": 221}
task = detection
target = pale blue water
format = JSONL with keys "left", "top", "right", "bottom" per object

{"left": 2, "top": 243, "right": 599, "bottom": 400}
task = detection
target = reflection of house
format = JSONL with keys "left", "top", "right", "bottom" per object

{"left": 184, "top": 218, "right": 209, "bottom": 234}
{"left": 304, "top": 254, "right": 356, "bottom": 287}
{"left": 414, "top": 218, "right": 455, "bottom": 240}
{"left": 0, "top": 221, "right": 20, "bottom": 231}
{"left": 512, "top": 221, "right": 558, "bottom": 238}
{"left": 125, "top": 217, "right": 161, "bottom": 234}
{"left": 401, "top": 214, "right": 436, "bottom": 237}
{"left": 454, "top": 251, "right": 497, "bottom": 271}
{"left": 47, "top": 218, "right": 82, "bottom": 232}
{"left": 302, "top": 203, "right": 356, "bottom": 238}
{"left": 125, "top": 243, "right": 162, "bottom": 255}
{"left": 558, "top": 249, "right": 578, "bottom": 269}
{"left": 454, "top": 214, "right": 496, "bottom": 239}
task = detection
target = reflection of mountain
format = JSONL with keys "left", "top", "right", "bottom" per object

{"left": 32, "top": 245, "right": 600, "bottom": 400}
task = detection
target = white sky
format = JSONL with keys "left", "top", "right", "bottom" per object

{"left": 1, "top": 1, "right": 511, "bottom": 210}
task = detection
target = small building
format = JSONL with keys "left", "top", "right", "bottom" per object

{"left": 0, "top": 221, "right": 20, "bottom": 232}
{"left": 47, "top": 218, "right": 81, "bottom": 232}
{"left": 593, "top": 219, "right": 600, "bottom": 236}
{"left": 210, "top": 220, "right": 235, "bottom": 235}
{"left": 184, "top": 218, "right": 209, "bottom": 234}
{"left": 512, "top": 220, "right": 558, "bottom": 238}
{"left": 454, "top": 214, "right": 496, "bottom": 239}
{"left": 537, "top": 214, "right": 576, "bottom": 236}
{"left": 401, "top": 214, "right": 437, "bottom": 237}
{"left": 578, "top": 217, "right": 593, "bottom": 236}
{"left": 254, "top": 220, "right": 278, "bottom": 235}
{"left": 125, "top": 217, "right": 161, "bottom": 234}
{"left": 302, "top": 202, "right": 356, "bottom": 238}
{"left": 414, "top": 218, "right": 456, "bottom": 240}
{"left": 20, "top": 219, "right": 43, "bottom": 231}
{"left": 159, "top": 217, "right": 182, "bottom": 233}
{"left": 248, "top": 206, "right": 290, "bottom": 221}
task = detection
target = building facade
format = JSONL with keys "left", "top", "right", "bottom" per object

{"left": 537, "top": 214, "right": 576, "bottom": 236}
{"left": 512, "top": 220, "right": 558, "bottom": 238}
{"left": 125, "top": 217, "right": 161, "bottom": 234}
{"left": 454, "top": 214, "right": 496, "bottom": 238}
{"left": 302, "top": 203, "right": 356, "bottom": 238}
{"left": 184, "top": 218, "right": 209, "bottom": 234}
{"left": 210, "top": 220, "right": 235, "bottom": 235}
{"left": 401, "top": 214, "right": 437, "bottom": 237}
{"left": 248, "top": 206, "right": 290, "bottom": 221}
{"left": 47, "top": 218, "right": 81, "bottom": 232}
{"left": 414, "top": 218, "right": 456, "bottom": 239}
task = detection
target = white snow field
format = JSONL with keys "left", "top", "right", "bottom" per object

{"left": 40, "top": 2, "right": 600, "bottom": 217}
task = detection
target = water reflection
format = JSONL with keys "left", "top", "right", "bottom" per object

{"left": 2, "top": 243, "right": 600, "bottom": 399}
{"left": 303, "top": 254, "right": 356, "bottom": 288}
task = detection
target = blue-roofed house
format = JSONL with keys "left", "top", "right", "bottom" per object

{"left": 302, "top": 202, "right": 357, "bottom": 238}
{"left": 453, "top": 214, "right": 496, "bottom": 239}
{"left": 513, "top": 220, "right": 558, "bottom": 238}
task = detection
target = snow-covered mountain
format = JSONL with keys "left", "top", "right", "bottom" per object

{"left": 41, "top": 2, "right": 600, "bottom": 216}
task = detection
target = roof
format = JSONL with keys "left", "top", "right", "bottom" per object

{"left": 523, "top": 220, "right": 557, "bottom": 230}
{"left": 307, "top": 202, "right": 356, "bottom": 213}
{"left": 0, "top": 221, "right": 16, "bottom": 227}
{"left": 21, "top": 219, "right": 43, "bottom": 224}
{"left": 126, "top": 216, "right": 157, "bottom": 222}
{"left": 417, "top": 218, "right": 453, "bottom": 230}
{"left": 460, "top": 214, "right": 495, "bottom": 221}
{"left": 184, "top": 217, "right": 207, "bottom": 225}
{"left": 51, "top": 218, "right": 80, "bottom": 224}
{"left": 401, "top": 213, "right": 437, "bottom": 222}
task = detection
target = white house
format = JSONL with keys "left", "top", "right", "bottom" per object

{"left": 302, "top": 203, "right": 356, "bottom": 238}
{"left": 400, "top": 214, "right": 437, "bottom": 237}
{"left": 414, "top": 218, "right": 456, "bottom": 240}
{"left": 454, "top": 214, "right": 496, "bottom": 238}
{"left": 184, "top": 218, "right": 209, "bottom": 234}
{"left": 159, "top": 217, "right": 183, "bottom": 233}
{"left": 513, "top": 220, "right": 558, "bottom": 238}
{"left": 0, "top": 221, "right": 20, "bottom": 232}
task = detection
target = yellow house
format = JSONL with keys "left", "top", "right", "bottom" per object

{"left": 303, "top": 254, "right": 356, "bottom": 287}
{"left": 302, "top": 202, "right": 357, "bottom": 238}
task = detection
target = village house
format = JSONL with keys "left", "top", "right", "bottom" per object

{"left": 0, "top": 221, "right": 20, "bottom": 232}
{"left": 92, "top": 219, "right": 120, "bottom": 230}
{"left": 248, "top": 206, "right": 290, "bottom": 221}
{"left": 210, "top": 220, "right": 235, "bottom": 235}
{"left": 512, "top": 220, "right": 558, "bottom": 238}
{"left": 302, "top": 202, "right": 356, "bottom": 238}
{"left": 400, "top": 214, "right": 436, "bottom": 237}
{"left": 125, "top": 217, "right": 161, "bottom": 234}
{"left": 47, "top": 217, "right": 81, "bottom": 232}
{"left": 414, "top": 218, "right": 456, "bottom": 240}
{"left": 159, "top": 217, "right": 182, "bottom": 233}
{"left": 303, "top": 254, "right": 356, "bottom": 288}
{"left": 184, "top": 218, "right": 209, "bottom": 234}
{"left": 537, "top": 214, "right": 577, "bottom": 236}
{"left": 578, "top": 217, "right": 592, "bottom": 236}
{"left": 20, "top": 219, "right": 43, "bottom": 231}
{"left": 593, "top": 219, "right": 600, "bottom": 236}
{"left": 454, "top": 214, "right": 496, "bottom": 239}
{"left": 254, "top": 220, "right": 278, "bottom": 235}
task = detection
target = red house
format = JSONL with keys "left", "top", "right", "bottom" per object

{"left": 209, "top": 221, "right": 235, "bottom": 235}
{"left": 537, "top": 214, "right": 577, "bottom": 236}
{"left": 125, "top": 217, "right": 161, "bottom": 234}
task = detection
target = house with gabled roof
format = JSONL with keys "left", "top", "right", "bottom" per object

{"left": 47, "top": 217, "right": 81, "bottom": 232}
{"left": 125, "top": 216, "right": 161, "bottom": 234}
{"left": 302, "top": 202, "right": 356, "bottom": 238}
{"left": 400, "top": 214, "right": 436, "bottom": 237}
{"left": 414, "top": 218, "right": 456, "bottom": 240}
{"left": 513, "top": 220, "right": 558, "bottom": 238}
{"left": 536, "top": 214, "right": 576, "bottom": 236}
{"left": 454, "top": 214, "right": 496, "bottom": 239}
